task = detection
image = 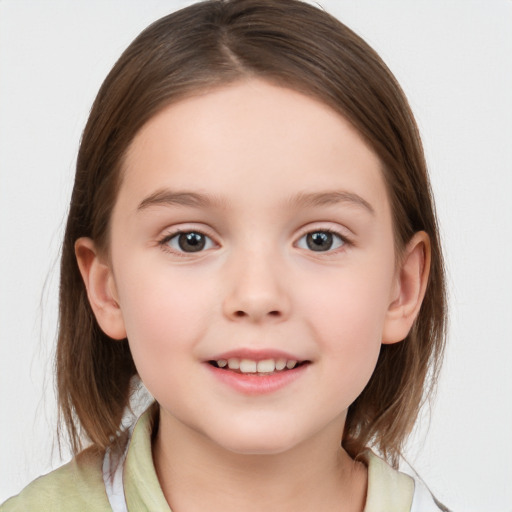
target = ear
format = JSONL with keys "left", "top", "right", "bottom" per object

{"left": 382, "top": 231, "right": 431, "bottom": 344}
{"left": 75, "top": 237, "right": 127, "bottom": 340}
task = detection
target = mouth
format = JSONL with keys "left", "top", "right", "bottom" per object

{"left": 205, "top": 352, "right": 310, "bottom": 394}
{"left": 208, "top": 358, "right": 310, "bottom": 375}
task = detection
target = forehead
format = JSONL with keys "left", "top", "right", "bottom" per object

{"left": 119, "top": 79, "right": 389, "bottom": 217}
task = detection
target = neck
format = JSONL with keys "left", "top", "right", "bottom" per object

{"left": 152, "top": 410, "right": 367, "bottom": 512}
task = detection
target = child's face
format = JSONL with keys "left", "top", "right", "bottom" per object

{"left": 105, "top": 79, "right": 401, "bottom": 454}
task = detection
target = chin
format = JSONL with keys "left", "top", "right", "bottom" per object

{"left": 206, "top": 423, "right": 306, "bottom": 456}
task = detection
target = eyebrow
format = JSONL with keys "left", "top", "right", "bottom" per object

{"left": 137, "top": 189, "right": 225, "bottom": 211}
{"left": 137, "top": 188, "right": 374, "bottom": 215}
{"left": 289, "top": 191, "right": 375, "bottom": 215}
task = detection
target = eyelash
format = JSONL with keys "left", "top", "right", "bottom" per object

{"left": 158, "top": 227, "right": 352, "bottom": 256}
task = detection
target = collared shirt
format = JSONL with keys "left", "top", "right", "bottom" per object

{"left": 1, "top": 405, "right": 444, "bottom": 511}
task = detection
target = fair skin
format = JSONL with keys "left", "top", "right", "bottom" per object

{"left": 76, "top": 79, "right": 429, "bottom": 512}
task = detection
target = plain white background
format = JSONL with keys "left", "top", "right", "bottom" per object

{"left": 0, "top": 1, "right": 511, "bottom": 510}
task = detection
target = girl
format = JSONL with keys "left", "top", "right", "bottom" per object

{"left": 1, "top": 0, "right": 448, "bottom": 510}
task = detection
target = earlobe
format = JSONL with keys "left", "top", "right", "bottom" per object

{"left": 382, "top": 231, "right": 431, "bottom": 344}
{"left": 75, "top": 237, "right": 127, "bottom": 340}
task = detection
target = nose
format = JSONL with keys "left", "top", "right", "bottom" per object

{"left": 222, "top": 248, "right": 291, "bottom": 323}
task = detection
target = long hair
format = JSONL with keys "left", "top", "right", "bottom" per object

{"left": 57, "top": 0, "right": 446, "bottom": 465}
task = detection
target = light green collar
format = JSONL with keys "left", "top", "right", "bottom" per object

{"left": 123, "top": 403, "right": 171, "bottom": 511}
{"left": 123, "top": 406, "right": 414, "bottom": 512}
{"left": 359, "top": 450, "right": 414, "bottom": 512}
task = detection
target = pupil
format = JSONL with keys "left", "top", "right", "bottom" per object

{"left": 306, "top": 232, "right": 332, "bottom": 251}
{"left": 178, "top": 232, "right": 205, "bottom": 252}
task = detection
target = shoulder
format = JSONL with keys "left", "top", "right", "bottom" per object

{"left": 0, "top": 447, "right": 112, "bottom": 512}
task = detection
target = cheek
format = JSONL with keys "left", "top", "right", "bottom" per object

{"left": 113, "top": 260, "right": 214, "bottom": 366}
{"left": 298, "top": 262, "right": 395, "bottom": 398}
{"left": 303, "top": 265, "right": 393, "bottom": 343}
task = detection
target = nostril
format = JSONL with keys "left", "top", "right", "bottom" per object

{"left": 232, "top": 310, "right": 280, "bottom": 318}
{"left": 227, "top": 304, "right": 287, "bottom": 321}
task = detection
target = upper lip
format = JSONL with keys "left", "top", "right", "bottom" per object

{"left": 207, "top": 348, "right": 308, "bottom": 362}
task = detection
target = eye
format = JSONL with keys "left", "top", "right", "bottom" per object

{"left": 296, "top": 230, "right": 346, "bottom": 252}
{"left": 163, "top": 231, "right": 215, "bottom": 253}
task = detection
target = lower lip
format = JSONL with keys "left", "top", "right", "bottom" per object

{"left": 205, "top": 364, "right": 308, "bottom": 395}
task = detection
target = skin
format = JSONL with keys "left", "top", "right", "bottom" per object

{"left": 76, "top": 79, "right": 430, "bottom": 512}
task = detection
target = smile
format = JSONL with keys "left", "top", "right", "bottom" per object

{"left": 205, "top": 349, "right": 311, "bottom": 394}
{"left": 209, "top": 358, "right": 307, "bottom": 375}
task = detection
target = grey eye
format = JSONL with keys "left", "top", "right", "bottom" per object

{"left": 297, "top": 231, "right": 345, "bottom": 252}
{"left": 167, "top": 232, "right": 214, "bottom": 253}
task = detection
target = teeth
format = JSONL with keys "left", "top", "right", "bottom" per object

{"left": 227, "top": 358, "right": 240, "bottom": 370}
{"left": 257, "top": 359, "right": 275, "bottom": 373}
{"left": 217, "top": 358, "right": 302, "bottom": 374}
{"left": 275, "top": 358, "right": 287, "bottom": 371}
{"left": 239, "top": 359, "right": 257, "bottom": 373}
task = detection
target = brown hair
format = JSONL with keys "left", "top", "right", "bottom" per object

{"left": 57, "top": 0, "right": 446, "bottom": 465}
